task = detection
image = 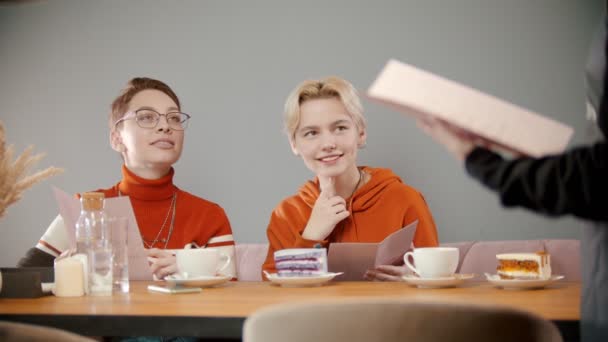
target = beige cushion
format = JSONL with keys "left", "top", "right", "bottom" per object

{"left": 243, "top": 299, "right": 563, "bottom": 342}
{"left": 0, "top": 321, "right": 94, "bottom": 342}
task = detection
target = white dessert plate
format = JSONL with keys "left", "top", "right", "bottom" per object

{"left": 485, "top": 273, "right": 564, "bottom": 290}
{"left": 164, "top": 274, "right": 231, "bottom": 288}
{"left": 402, "top": 273, "right": 475, "bottom": 288}
{"left": 264, "top": 272, "right": 343, "bottom": 287}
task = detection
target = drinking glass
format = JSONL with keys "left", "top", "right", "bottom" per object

{"left": 108, "top": 217, "right": 129, "bottom": 293}
{"left": 88, "top": 241, "right": 113, "bottom": 296}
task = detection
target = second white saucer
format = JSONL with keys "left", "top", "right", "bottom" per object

{"left": 485, "top": 273, "right": 564, "bottom": 290}
{"left": 265, "top": 272, "right": 343, "bottom": 287}
{"left": 402, "top": 273, "right": 475, "bottom": 289}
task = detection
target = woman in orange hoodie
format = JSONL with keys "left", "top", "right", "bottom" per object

{"left": 262, "top": 76, "right": 439, "bottom": 281}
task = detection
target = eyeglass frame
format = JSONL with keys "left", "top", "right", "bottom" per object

{"left": 113, "top": 108, "right": 192, "bottom": 131}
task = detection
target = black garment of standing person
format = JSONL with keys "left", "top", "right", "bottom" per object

{"left": 418, "top": 11, "right": 608, "bottom": 342}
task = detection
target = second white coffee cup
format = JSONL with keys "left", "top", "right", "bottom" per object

{"left": 403, "top": 247, "right": 459, "bottom": 278}
{"left": 176, "top": 248, "right": 231, "bottom": 278}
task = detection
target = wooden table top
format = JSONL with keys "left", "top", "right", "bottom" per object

{"left": 0, "top": 281, "right": 580, "bottom": 321}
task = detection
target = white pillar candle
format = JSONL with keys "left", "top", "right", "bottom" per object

{"left": 53, "top": 256, "right": 85, "bottom": 297}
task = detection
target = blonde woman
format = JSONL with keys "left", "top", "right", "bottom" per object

{"left": 262, "top": 76, "right": 439, "bottom": 280}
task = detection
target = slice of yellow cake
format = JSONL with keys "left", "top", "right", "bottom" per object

{"left": 496, "top": 252, "right": 551, "bottom": 280}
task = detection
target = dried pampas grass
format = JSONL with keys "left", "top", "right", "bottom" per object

{"left": 0, "top": 120, "right": 63, "bottom": 219}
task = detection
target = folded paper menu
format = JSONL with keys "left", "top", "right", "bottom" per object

{"left": 367, "top": 59, "right": 574, "bottom": 157}
{"left": 327, "top": 220, "right": 417, "bottom": 281}
{"left": 53, "top": 187, "right": 153, "bottom": 281}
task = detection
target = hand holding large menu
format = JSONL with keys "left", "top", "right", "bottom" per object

{"left": 367, "top": 59, "right": 574, "bottom": 157}
{"left": 327, "top": 220, "right": 417, "bottom": 281}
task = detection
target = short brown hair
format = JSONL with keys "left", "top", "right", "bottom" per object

{"left": 284, "top": 76, "right": 366, "bottom": 141}
{"left": 109, "top": 77, "right": 180, "bottom": 130}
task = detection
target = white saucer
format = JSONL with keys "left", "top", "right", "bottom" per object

{"left": 164, "top": 274, "right": 231, "bottom": 288}
{"left": 264, "top": 272, "right": 343, "bottom": 287}
{"left": 485, "top": 273, "right": 564, "bottom": 290}
{"left": 402, "top": 274, "right": 475, "bottom": 288}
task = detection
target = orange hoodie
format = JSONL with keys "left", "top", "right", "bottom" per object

{"left": 262, "top": 166, "right": 439, "bottom": 275}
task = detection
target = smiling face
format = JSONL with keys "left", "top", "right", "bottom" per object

{"left": 111, "top": 89, "right": 184, "bottom": 172}
{"left": 290, "top": 97, "right": 366, "bottom": 178}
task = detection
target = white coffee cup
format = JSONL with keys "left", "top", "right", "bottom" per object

{"left": 176, "top": 248, "right": 231, "bottom": 278}
{"left": 403, "top": 247, "right": 459, "bottom": 278}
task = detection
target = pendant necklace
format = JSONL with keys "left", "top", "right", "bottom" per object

{"left": 345, "top": 168, "right": 363, "bottom": 210}
{"left": 118, "top": 189, "right": 177, "bottom": 249}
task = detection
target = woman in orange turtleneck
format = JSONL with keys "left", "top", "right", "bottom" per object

{"left": 19, "top": 78, "right": 236, "bottom": 280}
{"left": 262, "top": 77, "right": 439, "bottom": 281}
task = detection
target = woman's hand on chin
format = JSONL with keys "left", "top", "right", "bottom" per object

{"left": 302, "top": 176, "right": 349, "bottom": 241}
{"left": 147, "top": 248, "right": 178, "bottom": 280}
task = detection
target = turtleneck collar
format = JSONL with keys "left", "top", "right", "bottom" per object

{"left": 118, "top": 165, "right": 176, "bottom": 201}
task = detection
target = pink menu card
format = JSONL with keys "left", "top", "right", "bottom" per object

{"left": 327, "top": 220, "right": 417, "bottom": 281}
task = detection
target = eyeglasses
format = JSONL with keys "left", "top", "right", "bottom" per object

{"left": 114, "top": 109, "right": 191, "bottom": 131}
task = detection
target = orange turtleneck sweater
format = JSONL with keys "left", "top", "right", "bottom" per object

{"left": 33, "top": 166, "right": 237, "bottom": 278}
{"left": 262, "top": 166, "right": 439, "bottom": 275}
{"left": 37, "top": 166, "right": 234, "bottom": 255}
{"left": 91, "top": 165, "right": 235, "bottom": 250}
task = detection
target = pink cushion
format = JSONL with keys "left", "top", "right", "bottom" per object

{"left": 236, "top": 244, "right": 269, "bottom": 281}
{"left": 234, "top": 240, "right": 580, "bottom": 281}
{"left": 440, "top": 241, "right": 475, "bottom": 273}
{"left": 459, "top": 240, "right": 545, "bottom": 280}
{"left": 458, "top": 240, "right": 580, "bottom": 281}
{"left": 543, "top": 239, "right": 581, "bottom": 281}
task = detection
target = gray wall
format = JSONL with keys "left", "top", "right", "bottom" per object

{"left": 0, "top": 0, "right": 603, "bottom": 266}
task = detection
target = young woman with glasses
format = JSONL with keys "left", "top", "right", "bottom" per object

{"left": 19, "top": 77, "right": 236, "bottom": 280}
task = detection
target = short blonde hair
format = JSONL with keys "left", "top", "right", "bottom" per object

{"left": 284, "top": 76, "right": 366, "bottom": 140}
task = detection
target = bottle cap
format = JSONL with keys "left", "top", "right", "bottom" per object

{"left": 81, "top": 192, "right": 105, "bottom": 211}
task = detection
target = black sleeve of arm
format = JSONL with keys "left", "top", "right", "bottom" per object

{"left": 465, "top": 143, "right": 608, "bottom": 221}
{"left": 17, "top": 247, "right": 55, "bottom": 268}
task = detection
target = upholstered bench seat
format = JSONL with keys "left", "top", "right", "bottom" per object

{"left": 235, "top": 239, "right": 580, "bottom": 281}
